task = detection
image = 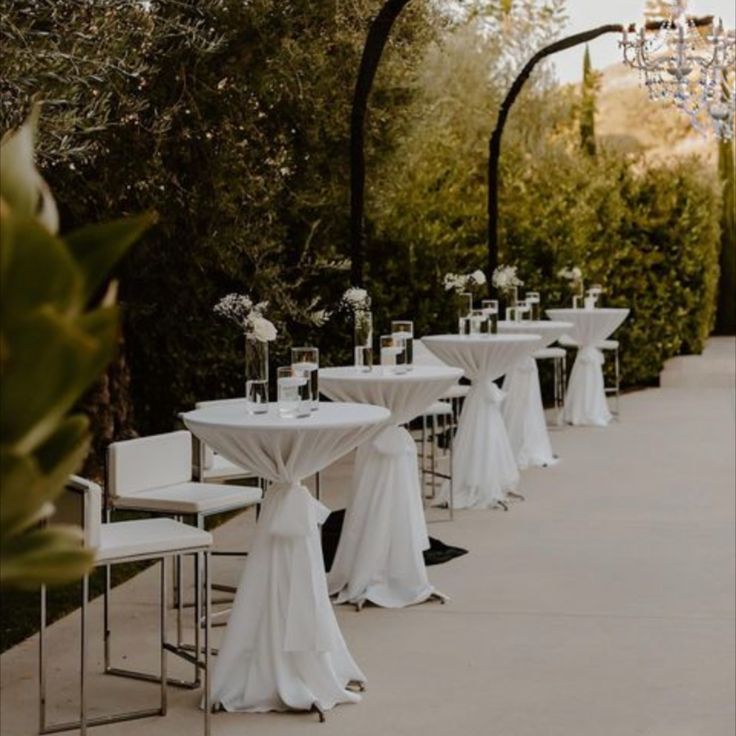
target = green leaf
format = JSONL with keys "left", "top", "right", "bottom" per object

{"left": 0, "top": 419, "right": 88, "bottom": 539}
{"left": 0, "top": 214, "right": 82, "bottom": 326}
{"left": 0, "top": 104, "right": 59, "bottom": 233}
{"left": 0, "top": 306, "right": 117, "bottom": 452}
{"left": 0, "top": 525, "right": 93, "bottom": 589}
{"left": 65, "top": 212, "right": 156, "bottom": 301}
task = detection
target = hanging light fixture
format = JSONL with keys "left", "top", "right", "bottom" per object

{"left": 620, "top": 0, "right": 735, "bottom": 139}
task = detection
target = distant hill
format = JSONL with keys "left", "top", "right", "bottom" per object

{"left": 593, "top": 62, "right": 718, "bottom": 168}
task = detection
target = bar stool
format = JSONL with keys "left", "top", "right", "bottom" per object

{"left": 39, "top": 476, "right": 212, "bottom": 735}
{"left": 105, "top": 431, "right": 261, "bottom": 687}
{"left": 533, "top": 346, "right": 567, "bottom": 426}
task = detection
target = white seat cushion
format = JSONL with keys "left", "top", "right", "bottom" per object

{"left": 112, "top": 482, "right": 262, "bottom": 514}
{"left": 442, "top": 383, "right": 470, "bottom": 399}
{"left": 421, "top": 401, "right": 454, "bottom": 417}
{"left": 96, "top": 518, "right": 212, "bottom": 564}
{"left": 557, "top": 335, "right": 619, "bottom": 351}
{"left": 534, "top": 347, "right": 566, "bottom": 360}
{"left": 202, "top": 453, "right": 255, "bottom": 481}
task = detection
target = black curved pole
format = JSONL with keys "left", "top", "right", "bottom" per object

{"left": 350, "top": 0, "right": 413, "bottom": 286}
{"left": 487, "top": 16, "right": 713, "bottom": 295}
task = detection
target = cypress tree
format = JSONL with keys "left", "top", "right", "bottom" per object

{"left": 580, "top": 45, "right": 597, "bottom": 156}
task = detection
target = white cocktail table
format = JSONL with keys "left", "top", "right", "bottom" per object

{"left": 498, "top": 320, "right": 573, "bottom": 468}
{"left": 319, "top": 365, "right": 464, "bottom": 608}
{"left": 547, "top": 308, "right": 630, "bottom": 426}
{"left": 422, "top": 334, "right": 541, "bottom": 509}
{"left": 182, "top": 401, "right": 389, "bottom": 715}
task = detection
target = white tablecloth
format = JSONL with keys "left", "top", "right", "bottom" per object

{"left": 182, "top": 401, "right": 389, "bottom": 714}
{"left": 498, "top": 320, "right": 573, "bottom": 468}
{"left": 547, "top": 308, "right": 629, "bottom": 426}
{"left": 422, "top": 335, "right": 541, "bottom": 508}
{"left": 319, "top": 366, "right": 463, "bottom": 608}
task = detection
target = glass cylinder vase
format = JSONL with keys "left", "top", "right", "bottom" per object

{"left": 245, "top": 336, "right": 269, "bottom": 414}
{"left": 354, "top": 308, "right": 373, "bottom": 371}
{"left": 457, "top": 292, "right": 473, "bottom": 334}
{"left": 504, "top": 286, "right": 518, "bottom": 320}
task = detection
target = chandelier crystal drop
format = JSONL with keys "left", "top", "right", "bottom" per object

{"left": 620, "top": 0, "right": 735, "bottom": 139}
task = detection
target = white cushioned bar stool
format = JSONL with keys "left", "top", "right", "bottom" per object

{"left": 105, "top": 430, "right": 261, "bottom": 687}
{"left": 39, "top": 476, "right": 213, "bottom": 736}
{"left": 557, "top": 334, "right": 621, "bottom": 415}
{"left": 533, "top": 346, "right": 567, "bottom": 426}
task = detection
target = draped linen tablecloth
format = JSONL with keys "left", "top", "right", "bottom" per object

{"left": 319, "top": 365, "right": 464, "bottom": 608}
{"left": 498, "top": 320, "right": 573, "bottom": 468}
{"left": 422, "top": 335, "right": 541, "bottom": 509}
{"left": 182, "top": 401, "right": 389, "bottom": 714}
{"left": 547, "top": 308, "right": 629, "bottom": 427}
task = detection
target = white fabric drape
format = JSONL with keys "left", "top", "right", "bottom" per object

{"left": 422, "top": 335, "right": 541, "bottom": 508}
{"left": 498, "top": 320, "right": 571, "bottom": 468}
{"left": 319, "top": 366, "right": 463, "bottom": 607}
{"left": 182, "top": 401, "right": 389, "bottom": 713}
{"left": 547, "top": 308, "right": 629, "bottom": 427}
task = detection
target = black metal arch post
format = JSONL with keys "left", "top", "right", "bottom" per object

{"left": 350, "top": 0, "right": 413, "bottom": 286}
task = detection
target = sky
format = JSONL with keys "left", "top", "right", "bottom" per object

{"left": 552, "top": 0, "right": 736, "bottom": 83}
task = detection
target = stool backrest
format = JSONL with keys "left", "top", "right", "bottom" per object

{"left": 55, "top": 476, "right": 102, "bottom": 550}
{"left": 107, "top": 430, "right": 192, "bottom": 498}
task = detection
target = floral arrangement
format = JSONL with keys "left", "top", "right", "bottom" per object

{"left": 443, "top": 269, "right": 487, "bottom": 294}
{"left": 491, "top": 264, "right": 523, "bottom": 294}
{"left": 341, "top": 286, "right": 371, "bottom": 312}
{"left": 214, "top": 293, "right": 278, "bottom": 342}
{"left": 557, "top": 266, "right": 583, "bottom": 289}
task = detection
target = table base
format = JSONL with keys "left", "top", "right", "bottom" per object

{"left": 328, "top": 426, "right": 439, "bottom": 608}
{"left": 502, "top": 357, "right": 558, "bottom": 469}
{"left": 436, "top": 382, "right": 520, "bottom": 509}
{"left": 210, "top": 483, "right": 365, "bottom": 713}
{"left": 564, "top": 347, "right": 612, "bottom": 426}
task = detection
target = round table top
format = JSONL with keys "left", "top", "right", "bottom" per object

{"left": 422, "top": 333, "right": 540, "bottom": 346}
{"left": 497, "top": 319, "right": 574, "bottom": 348}
{"left": 546, "top": 308, "right": 629, "bottom": 319}
{"left": 182, "top": 401, "right": 390, "bottom": 433}
{"left": 422, "top": 333, "right": 542, "bottom": 382}
{"left": 320, "top": 364, "right": 464, "bottom": 384}
{"left": 546, "top": 307, "right": 629, "bottom": 345}
{"left": 497, "top": 319, "right": 573, "bottom": 332}
{"left": 320, "top": 365, "right": 463, "bottom": 425}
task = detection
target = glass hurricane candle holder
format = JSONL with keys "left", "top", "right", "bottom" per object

{"left": 277, "top": 366, "right": 310, "bottom": 418}
{"left": 354, "top": 345, "right": 373, "bottom": 372}
{"left": 380, "top": 335, "right": 407, "bottom": 373}
{"left": 481, "top": 300, "right": 499, "bottom": 334}
{"left": 291, "top": 346, "right": 319, "bottom": 412}
{"left": 245, "top": 337, "right": 269, "bottom": 414}
{"left": 469, "top": 309, "right": 490, "bottom": 335}
{"left": 517, "top": 301, "right": 531, "bottom": 321}
{"left": 525, "top": 292, "right": 541, "bottom": 321}
{"left": 391, "top": 320, "right": 414, "bottom": 370}
{"left": 457, "top": 292, "right": 473, "bottom": 334}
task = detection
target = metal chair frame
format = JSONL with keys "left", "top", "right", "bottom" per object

{"left": 39, "top": 484, "right": 212, "bottom": 735}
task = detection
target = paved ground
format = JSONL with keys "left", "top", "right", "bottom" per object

{"left": 2, "top": 338, "right": 734, "bottom": 736}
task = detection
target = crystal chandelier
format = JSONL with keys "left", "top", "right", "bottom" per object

{"left": 620, "top": 0, "right": 736, "bottom": 139}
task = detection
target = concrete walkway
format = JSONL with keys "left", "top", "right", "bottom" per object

{"left": 2, "top": 339, "right": 734, "bottom": 736}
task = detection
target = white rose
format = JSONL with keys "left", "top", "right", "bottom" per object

{"left": 470, "top": 269, "right": 487, "bottom": 286}
{"left": 249, "top": 315, "right": 277, "bottom": 342}
{"left": 572, "top": 267, "right": 582, "bottom": 280}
